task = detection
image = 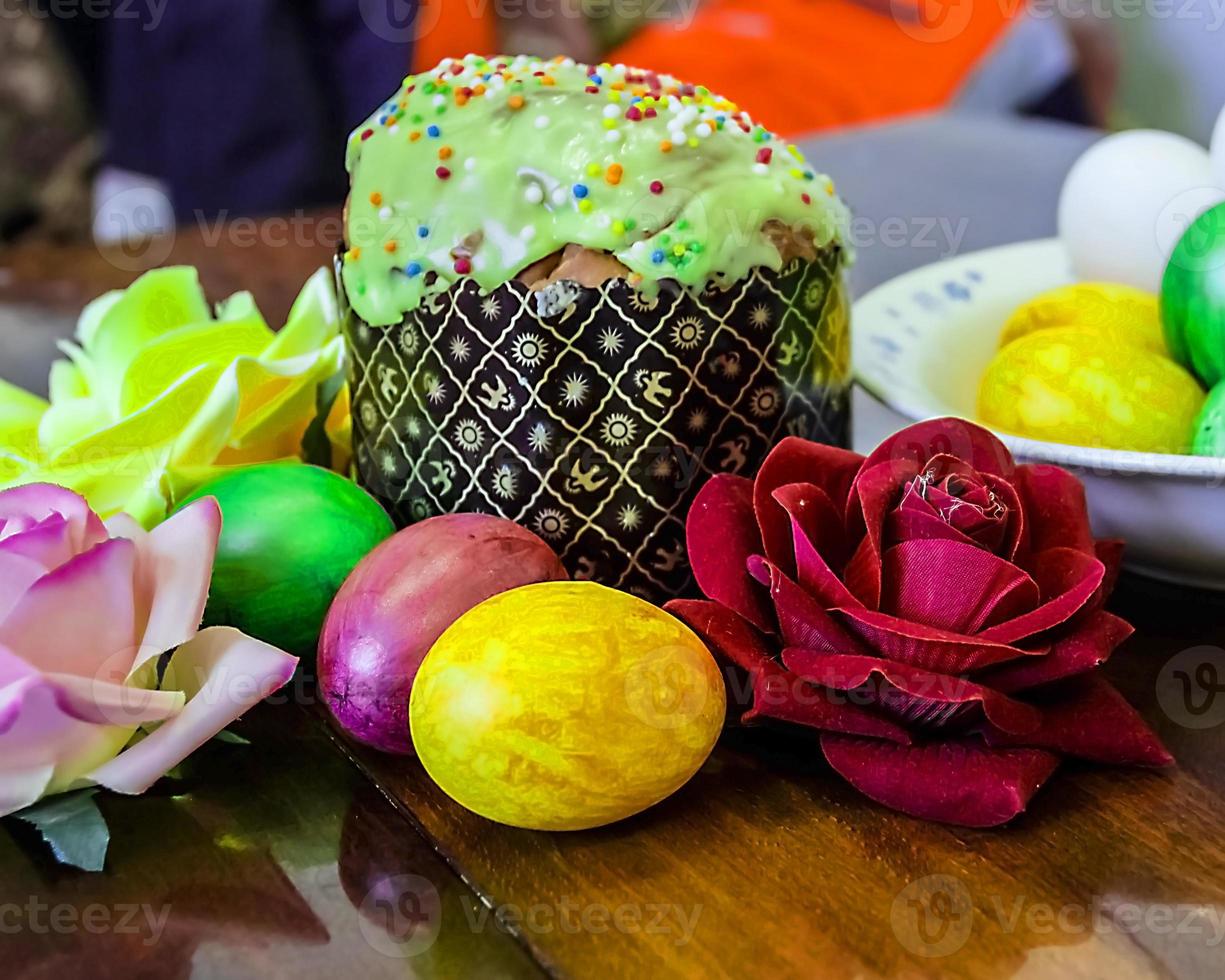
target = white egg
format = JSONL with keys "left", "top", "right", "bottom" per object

{"left": 1212, "top": 105, "right": 1225, "bottom": 190}
{"left": 1057, "top": 130, "right": 1224, "bottom": 293}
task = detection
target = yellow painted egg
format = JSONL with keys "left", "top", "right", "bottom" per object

{"left": 978, "top": 326, "right": 1205, "bottom": 453}
{"left": 409, "top": 581, "right": 726, "bottom": 831}
{"left": 999, "top": 282, "right": 1166, "bottom": 354}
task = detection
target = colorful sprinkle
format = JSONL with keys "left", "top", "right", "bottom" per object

{"left": 405, "top": 262, "right": 422, "bottom": 277}
{"left": 439, "top": 145, "right": 453, "bottom": 160}
{"left": 650, "top": 181, "right": 665, "bottom": 195}
{"left": 384, "top": 241, "right": 398, "bottom": 254}
{"left": 507, "top": 94, "right": 526, "bottom": 110}
{"left": 369, "top": 191, "right": 383, "bottom": 206}
{"left": 605, "top": 164, "right": 623, "bottom": 185}
{"left": 436, "top": 166, "right": 451, "bottom": 179}
{"left": 573, "top": 184, "right": 589, "bottom": 199}
{"left": 454, "top": 257, "right": 472, "bottom": 274}
{"left": 427, "top": 125, "right": 441, "bottom": 138}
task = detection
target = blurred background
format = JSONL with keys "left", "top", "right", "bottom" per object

{"left": 1, "top": 0, "right": 1223, "bottom": 252}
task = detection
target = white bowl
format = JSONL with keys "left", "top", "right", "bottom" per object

{"left": 853, "top": 237, "right": 1225, "bottom": 589}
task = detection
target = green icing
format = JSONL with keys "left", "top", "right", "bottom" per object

{"left": 342, "top": 54, "right": 848, "bottom": 326}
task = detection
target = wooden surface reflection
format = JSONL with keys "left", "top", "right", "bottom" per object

{"left": 1, "top": 704, "right": 542, "bottom": 979}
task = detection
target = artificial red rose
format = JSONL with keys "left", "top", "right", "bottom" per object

{"left": 666, "top": 418, "right": 1171, "bottom": 827}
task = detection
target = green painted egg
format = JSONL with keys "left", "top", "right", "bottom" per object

{"left": 1162, "top": 202, "right": 1225, "bottom": 386}
{"left": 179, "top": 463, "right": 394, "bottom": 657}
{"left": 1192, "top": 381, "right": 1225, "bottom": 457}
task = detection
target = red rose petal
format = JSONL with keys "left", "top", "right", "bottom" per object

{"left": 820, "top": 734, "right": 1059, "bottom": 827}
{"left": 665, "top": 599, "right": 775, "bottom": 674}
{"left": 1094, "top": 539, "right": 1125, "bottom": 603}
{"left": 1014, "top": 464, "right": 1095, "bottom": 557}
{"left": 783, "top": 650, "right": 1042, "bottom": 735}
{"left": 858, "top": 418, "right": 1017, "bottom": 483}
{"left": 773, "top": 483, "right": 860, "bottom": 608}
{"left": 834, "top": 605, "right": 1037, "bottom": 673}
{"left": 687, "top": 474, "right": 774, "bottom": 632}
{"left": 979, "top": 548, "right": 1104, "bottom": 645}
{"left": 843, "top": 460, "right": 913, "bottom": 609}
{"left": 983, "top": 473, "right": 1027, "bottom": 561}
{"left": 841, "top": 535, "right": 882, "bottom": 610}
{"left": 746, "top": 660, "right": 912, "bottom": 744}
{"left": 754, "top": 438, "right": 863, "bottom": 573}
{"left": 887, "top": 506, "right": 980, "bottom": 549}
{"left": 666, "top": 599, "right": 774, "bottom": 720}
{"left": 983, "top": 675, "right": 1173, "bottom": 767}
{"left": 879, "top": 539, "right": 1040, "bottom": 636}
{"left": 975, "top": 610, "right": 1133, "bottom": 694}
{"left": 748, "top": 556, "right": 868, "bottom": 654}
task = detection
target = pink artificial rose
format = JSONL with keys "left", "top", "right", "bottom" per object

{"left": 668, "top": 418, "right": 1172, "bottom": 827}
{"left": 0, "top": 484, "right": 298, "bottom": 816}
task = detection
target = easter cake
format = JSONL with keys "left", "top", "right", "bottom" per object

{"left": 338, "top": 54, "right": 851, "bottom": 598}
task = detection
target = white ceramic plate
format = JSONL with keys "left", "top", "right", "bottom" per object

{"left": 853, "top": 237, "right": 1225, "bottom": 589}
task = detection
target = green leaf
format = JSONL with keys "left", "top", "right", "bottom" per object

{"left": 212, "top": 729, "right": 251, "bottom": 746}
{"left": 12, "top": 789, "right": 110, "bottom": 872}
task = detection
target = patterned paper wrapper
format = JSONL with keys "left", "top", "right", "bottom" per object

{"left": 339, "top": 248, "right": 850, "bottom": 600}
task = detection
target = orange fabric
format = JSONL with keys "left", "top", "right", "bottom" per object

{"left": 412, "top": 0, "right": 499, "bottom": 73}
{"left": 411, "top": 0, "right": 1016, "bottom": 137}
{"left": 611, "top": 0, "right": 1014, "bottom": 136}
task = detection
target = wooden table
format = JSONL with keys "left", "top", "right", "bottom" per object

{"left": 3, "top": 115, "right": 1224, "bottom": 979}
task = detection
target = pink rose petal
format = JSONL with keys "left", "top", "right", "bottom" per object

{"left": 0, "top": 514, "right": 75, "bottom": 572}
{"left": 983, "top": 675, "right": 1173, "bottom": 767}
{"left": 89, "top": 626, "right": 297, "bottom": 795}
{"left": 879, "top": 539, "right": 1040, "bottom": 636}
{"left": 0, "top": 484, "right": 107, "bottom": 554}
{"left": 0, "top": 765, "right": 55, "bottom": 817}
{"left": 686, "top": 474, "right": 774, "bottom": 632}
{"left": 0, "top": 551, "right": 45, "bottom": 623}
{"left": 834, "top": 605, "right": 1037, "bottom": 673}
{"left": 0, "top": 537, "right": 137, "bottom": 684}
{"left": 39, "top": 671, "right": 184, "bottom": 728}
{"left": 820, "top": 733, "right": 1059, "bottom": 827}
{"left": 754, "top": 438, "right": 863, "bottom": 573}
{"left": 124, "top": 497, "right": 222, "bottom": 677}
{"left": 783, "top": 650, "right": 1041, "bottom": 735}
{"left": 975, "top": 611, "right": 1133, "bottom": 694}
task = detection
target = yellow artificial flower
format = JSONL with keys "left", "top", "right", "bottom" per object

{"left": 0, "top": 267, "right": 348, "bottom": 526}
